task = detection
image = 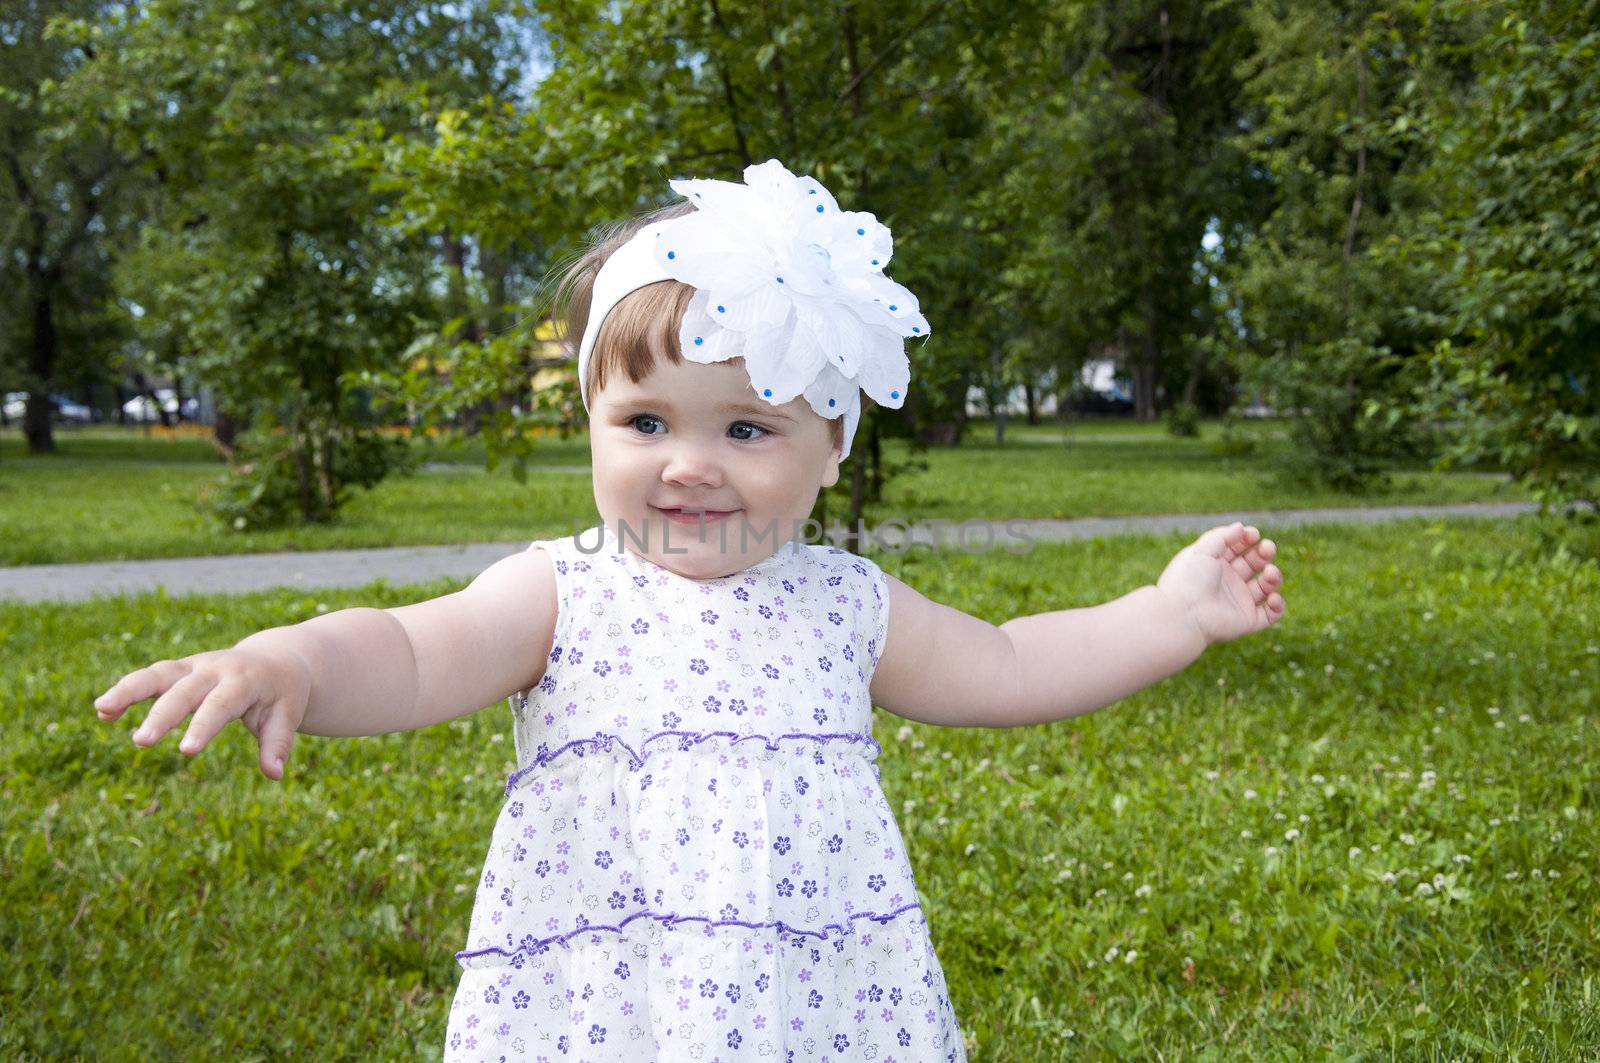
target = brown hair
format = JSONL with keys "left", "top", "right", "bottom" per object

{"left": 542, "top": 199, "right": 844, "bottom": 450}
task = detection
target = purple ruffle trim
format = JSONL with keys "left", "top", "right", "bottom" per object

{"left": 454, "top": 902, "right": 925, "bottom": 968}
{"left": 503, "top": 729, "right": 883, "bottom": 795}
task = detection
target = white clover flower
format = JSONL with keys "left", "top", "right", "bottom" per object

{"left": 1311, "top": 773, "right": 1326, "bottom": 784}
{"left": 1454, "top": 854, "right": 1472, "bottom": 864}
{"left": 1265, "top": 846, "right": 1279, "bottom": 856}
{"left": 1244, "top": 789, "right": 1258, "bottom": 800}
{"left": 1124, "top": 950, "right": 1138, "bottom": 964}
{"left": 1400, "top": 834, "right": 1417, "bottom": 846}
{"left": 1416, "top": 882, "right": 1434, "bottom": 896}
{"left": 1349, "top": 847, "right": 1364, "bottom": 860}
{"left": 1104, "top": 946, "right": 1120, "bottom": 963}
{"left": 1134, "top": 883, "right": 1152, "bottom": 898}
{"left": 1284, "top": 829, "right": 1300, "bottom": 842}
{"left": 1381, "top": 872, "right": 1397, "bottom": 885}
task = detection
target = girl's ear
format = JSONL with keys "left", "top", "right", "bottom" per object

{"left": 820, "top": 430, "right": 842, "bottom": 489}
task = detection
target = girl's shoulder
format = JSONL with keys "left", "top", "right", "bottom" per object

{"left": 793, "top": 540, "right": 890, "bottom": 605}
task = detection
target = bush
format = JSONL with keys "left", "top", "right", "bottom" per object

{"left": 1163, "top": 400, "right": 1201, "bottom": 438}
{"left": 200, "top": 423, "right": 417, "bottom": 531}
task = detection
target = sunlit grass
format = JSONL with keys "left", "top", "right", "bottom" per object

{"left": 0, "top": 421, "right": 1531, "bottom": 565}
{"left": 2, "top": 516, "right": 1596, "bottom": 1058}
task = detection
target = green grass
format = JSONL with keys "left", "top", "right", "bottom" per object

{"left": 3, "top": 516, "right": 1596, "bottom": 1058}
{"left": 0, "top": 422, "right": 1531, "bottom": 565}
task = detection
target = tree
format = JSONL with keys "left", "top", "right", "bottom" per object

{"left": 0, "top": 1, "right": 141, "bottom": 456}
{"left": 58, "top": 0, "right": 523, "bottom": 524}
{"left": 1220, "top": 0, "right": 1448, "bottom": 490}
{"left": 1400, "top": 0, "right": 1600, "bottom": 518}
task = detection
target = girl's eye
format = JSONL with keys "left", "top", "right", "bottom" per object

{"left": 729, "top": 421, "right": 768, "bottom": 441}
{"left": 630, "top": 414, "right": 665, "bottom": 435}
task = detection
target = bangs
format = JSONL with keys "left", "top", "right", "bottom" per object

{"left": 584, "top": 280, "right": 699, "bottom": 398}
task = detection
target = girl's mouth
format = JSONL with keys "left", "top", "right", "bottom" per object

{"left": 653, "top": 506, "right": 740, "bottom": 526}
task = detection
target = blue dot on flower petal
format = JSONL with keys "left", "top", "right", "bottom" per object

{"left": 716, "top": 305, "right": 725, "bottom": 313}
{"left": 667, "top": 251, "right": 676, "bottom": 259}
{"left": 763, "top": 389, "right": 772, "bottom": 397}
{"left": 891, "top": 390, "right": 900, "bottom": 399}
{"left": 871, "top": 259, "right": 879, "bottom": 265}
{"left": 889, "top": 305, "right": 897, "bottom": 311}
{"left": 776, "top": 277, "right": 784, "bottom": 284}
{"left": 857, "top": 228, "right": 865, "bottom": 235}
{"left": 828, "top": 399, "right": 836, "bottom": 407}
{"left": 913, "top": 327, "right": 921, "bottom": 333}
{"left": 694, "top": 337, "right": 703, "bottom": 345}
{"left": 808, "top": 189, "right": 816, "bottom": 194}
{"left": 816, "top": 205, "right": 824, "bottom": 213}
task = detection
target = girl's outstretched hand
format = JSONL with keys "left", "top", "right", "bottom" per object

{"left": 1155, "top": 522, "right": 1285, "bottom": 646}
{"left": 93, "top": 648, "right": 312, "bottom": 781}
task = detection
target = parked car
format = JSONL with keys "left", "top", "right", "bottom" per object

{"left": 2, "top": 391, "right": 94, "bottom": 424}
{"left": 122, "top": 389, "right": 183, "bottom": 423}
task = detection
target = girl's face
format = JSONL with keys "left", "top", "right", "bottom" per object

{"left": 589, "top": 355, "right": 842, "bottom": 580}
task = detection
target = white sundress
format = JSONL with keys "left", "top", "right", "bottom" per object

{"left": 444, "top": 523, "right": 967, "bottom": 1062}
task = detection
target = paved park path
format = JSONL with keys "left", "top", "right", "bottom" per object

{"left": 0, "top": 502, "right": 1540, "bottom": 604}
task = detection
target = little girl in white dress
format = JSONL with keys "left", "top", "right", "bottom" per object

{"left": 95, "top": 159, "right": 1286, "bottom": 1063}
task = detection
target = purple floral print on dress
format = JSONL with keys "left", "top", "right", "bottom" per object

{"left": 445, "top": 524, "right": 965, "bottom": 1062}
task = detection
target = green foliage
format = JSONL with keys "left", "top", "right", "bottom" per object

{"left": 1397, "top": 0, "right": 1600, "bottom": 518}
{"left": 1221, "top": 0, "right": 1451, "bottom": 492}
{"left": 201, "top": 421, "right": 418, "bottom": 532}
{"left": 1163, "top": 399, "right": 1201, "bottom": 437}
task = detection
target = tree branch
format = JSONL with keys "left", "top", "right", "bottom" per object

{"left": 833, "top": 2, "right": 947, "bottom": 114}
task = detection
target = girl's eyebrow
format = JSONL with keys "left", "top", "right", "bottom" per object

{"left": 718, "top": 400, "right": 794, "bottom": 422}
{"left": 616, "top": 395, "right": 794, "bottom": 422}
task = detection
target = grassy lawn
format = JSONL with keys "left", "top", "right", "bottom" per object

{"left": 2, "top": 516, "right": 1596, "bottom": 1058}
{"left": 0, "top": 422, "right": 1531, "bottom": 566}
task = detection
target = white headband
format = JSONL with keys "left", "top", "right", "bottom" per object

{"left": 574, "top": 159, "right": 930, "bottom": 463}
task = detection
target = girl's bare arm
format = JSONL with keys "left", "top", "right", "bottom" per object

{"left": 868, "top": 574, "right": 1206, "bottom": 728}
{"left": 869, "top": 524, "right": 1283, "bottom": 728}
{"left": 240, "top": 546, "right": 559, "bottom": 736}
{"left": 97, "top": 546, "right": 558, "bottom": 777}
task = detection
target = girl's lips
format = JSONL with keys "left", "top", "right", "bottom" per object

{"left": 653, "top": 506, "right": 740, "bottom": 526}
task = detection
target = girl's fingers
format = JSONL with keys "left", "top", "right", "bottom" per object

{"left": 134, "top": 669, "right": 219, "bottom": 746}
{"left": 254, "top": 703, "right": 299, "bottom": 781}
{"left": 178, "top": 678, "right": 257, "bottom": 756}
{"left": 1193, "top": 521, "right": 1249, "bottom": 560}
{"left": 95, "top": 659, "right": 190, "bottom": 719}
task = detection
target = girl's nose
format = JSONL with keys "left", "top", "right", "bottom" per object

{"left": 660, "top": 441, "right": 724, "bottom": 488}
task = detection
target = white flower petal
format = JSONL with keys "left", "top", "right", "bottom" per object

{"left": 855, "top": 327, "right": 910, "bottom": 408}
{"left": 742, "top": 159, "right": 804, "bottom": 213}
{"left": 743, "top": 313, "right": 825, "bottom": 403}
{"left": 678, "top": 291, "right": 744, "bottom": 364}
{"left": 706, "top": 282, "right": 790, "bottom": 332}
{"left": 653, "top": 212, "right": 769, "bottom": 293}
{"left": 667, "top": 177, "right": 765, "bottom": 230}
{"left": 795, "top": 302, "right": 868, "bottom": 379}
{"left": 803, "top": 363, "right": 858, "bottom": 421}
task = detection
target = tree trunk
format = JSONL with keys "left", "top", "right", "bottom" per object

{"left": 214, "top": 405, "right": 243, "bottom": 454}
{"left": 1024, "top": 381, "right": 1039, "bottom": 425}
{"left": 1135, "top": 276, "right": 1160, "bottom": 422}
{"left": 25, "top": 286, "right": 57, "bottom": 454}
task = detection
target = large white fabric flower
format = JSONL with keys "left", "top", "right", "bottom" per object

{"left": 648, "top": 160, "right": 929, "bottom": 435}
